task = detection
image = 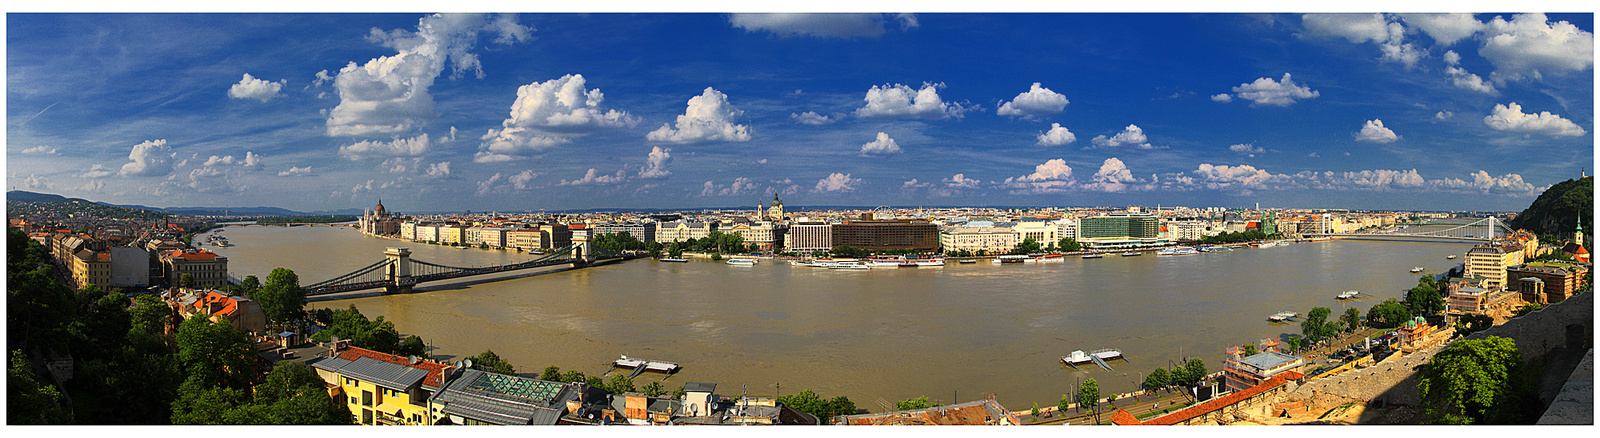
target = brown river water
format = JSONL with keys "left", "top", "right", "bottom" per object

{"left": 205, "top": 224, "right": 1474, "bottom": 410}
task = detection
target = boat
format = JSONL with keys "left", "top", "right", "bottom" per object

{"left": 613, "top": 355, "right": 681, "bottom": 374}
{"left": 1061, "top": 350, "right": 1093, "bottom": 365}
{"left": 725, "top": 259, "right": 757, "bottom": 266}
{"left": 1410, "top": 267, "right": 1425, "bottom": 273}
{"left": 993, "top": 255, "right": 1028, "bottom": 264}
{"left": 1199, "top": 246, "right": 1233, "bottom": 252}
{"left": 1336, "top": 290, "right": 1360, "bottom": 300}
{"left": 958, "top": 259, "right": 977, "bottom": 264}
{"left": 1082, "top": 254, "right": 1104, "bottom": 259}
{"left": 1120, "top": 251, "right": 1141, "bottom": 256}
{"left": 828, "top": 263, "right": 871, "bottom": 270}
{"left": 903, "top": 256, "right": 946, "bottom": 267}
{"left": 659, "top": 257, "right": 689, "bottom": 263}
{"left": 1268, "top": 311, "right": 1297, "bottom": 322}
{"left": 1257, "top": 241, "right": 1283, "bottom": 248}
{"left": 1447, "top": 255, "right": 1457, "bottom": 260}
{"left": 1156, "top": 247, "right": 1198, "bottom": 256}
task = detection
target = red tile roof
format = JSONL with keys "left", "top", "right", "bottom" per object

{"left": 166, "top": 249, "right": 222, "bottom": 261}
{"left": 335, "top": 346, "right": 451, "bottom": 389}
{"left": 1112, "top": 370, "right": 1304, "bottom": 425}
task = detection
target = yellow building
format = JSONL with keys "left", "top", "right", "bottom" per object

{"left": 311, "top": 346, "right": 452, "bottom": 425}
{"left": 1465, "top": 242, "right": 1525, "bottom": 289}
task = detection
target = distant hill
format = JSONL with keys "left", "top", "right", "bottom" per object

{"left": 1507, "top": 177, "right": 1592, "bottom": 246}
{"left": 6, "top": 190, "right": 83, "bottom": 203}
{"left": 8, "top": 190, "right": 346, "bottom": 217}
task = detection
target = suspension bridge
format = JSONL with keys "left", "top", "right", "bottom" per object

{"left": 303, "top": 242, "right": 633, "bottom": 296}
{"left": 1302, "top": 216, "right": 1514, "bottom": 243}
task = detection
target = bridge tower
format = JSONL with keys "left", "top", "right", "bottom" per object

{"left": 385, "top": 247, "right": 415, "bottom": 293}
{"left": 571, "top": 241, "right": 588, "bottom": 268}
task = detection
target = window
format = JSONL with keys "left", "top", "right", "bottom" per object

{"left": 362, "top": 390, "right": 373, "bottom": 407}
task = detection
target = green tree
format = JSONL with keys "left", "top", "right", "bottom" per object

{"left": 309, "top": 305, "right": 405, "bottom": 354}
{"left": 641, "top": 381, "right": 666, "bottom": 397}
{"left": 174, "top": 316, "right": 254, "bottom": 391}
{"left": 1143, "top": 367, "right": 1170, "bottom": 392}
{"left": 247, "top": 362, "right": 355, "bottom": 424}
{"left": 1405, "top": 279, "right": 1445, "bottom": 317}
{"left": 1012, "top": 238, "right": 1042, "bottom": 255}
{"left": 238, "top": 275, "right": 261, "bottom": 292}
{"left": 1058, "top": 393, "right": 1071, "bottom": 414}
{"left": 1181, "top": 358, "right": 1208, "bottom": 387}
{"left": 830, "top": 245, "right": 870, "bottom": 258}
{"left": 776, "top": 389, "right": 856, "bottom": 423}
{"left": 467, "top": 349, "right": 517, "bottom": 375}
{"left": 1418, "top": 336, "right": 1527, "bottom": 424}
{"left": 397, "top": 335, "right": 427, "bottom": 358}
{"left": 559, "top": 370, "right": 587, "bottom": 383}
{"left": 254, "top": 267, "right": 307, "bottom": 325}
{"left": 1243, "top": 344, "right": 1258, "bottom": 356}
{"left": 667, "top": 241, "right": 685, "bottom": 258}
{"left": 1057, "top": 238, "right": 1082, "bottom": 252}
{"left": 1367, "top": 298, "right": 1412, "bottom": 327}
{"left": 1340, "top": 307, "right": 1363, "bottom": 332}
{"left": 895, "top": 396, "right": 937, "bottom": 410}
{"left": 1454, "top": 314, "right": 1495, "bottom": 338}
{"left": 8, "top": 349, "right": 73, "bottom": 424}
{"left": 540, "top": 365, "right": 562, "bottom": 381}
{"left": 1077, "top": 378, "right": 1101, "bottom": 424}
{"left": 1512, "top": 303, "right": 1543, "bottom": 317}
{"left": 178, "top": 273, "right": 195, "bottom": 289}
{"left": 607, "top": 374, "right": 636, "bottom": 393}
{"left": 1301, "top": 307, "right": 1336, "bottom": 344}
{"left": 128, "top": 294, "right": 173, "bottom": 341}
{"left": 646, "top": 241, "right": 664, "bottom": 258}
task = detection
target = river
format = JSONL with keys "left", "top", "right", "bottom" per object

{"left": 205, "top": 224, "right": 1475, "bottom": 410}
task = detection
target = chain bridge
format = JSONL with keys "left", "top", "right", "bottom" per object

{"left": 303, "top": 242, "right": 631, "bottom": 296}
{"left": 1302, "top": 216, "right": 1514, "bottom": 243}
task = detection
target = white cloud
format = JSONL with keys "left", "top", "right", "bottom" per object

{"left": 22, "top": 174, "right": 48, "bottom": 190}
{"left": 639, "top": 146, "right": 672, "bottom": 178}
{"left": 647, "top": 87, "right": 752, "bottom": 143}
{"left": 475, "top": 169, "right": 540, "bottom": 195}
{"left": 1229, "top": 143, "right": 1265, "bottom": 154}
{"left": 472, "top": 152, "right": 515, "bottom": 163}
{"left": 79, "top": 164, "right": 115, "bottom": 178}
{"left": 560, "top": 168, "right": 627, "bottom": 186}
{"left": 480, "top": 74, "right": 638, "bottom": 157}
{"left": 1321, "top": 169, "right": 1428, "bottom": 190}
{"left": 944, "top": 173, "right": 980, "bottom": 188}
{"left": 1002, "top": 158, "right": 1075, "bottom": 193}
{"left": 902, "top": 179, "right": 929, "bottom": 188}
{"left": 702, "top": 177, "right": 761, "bottom": 196}
{"left": 859, "top": 132, "right": 902, "bottom": 156}
{"left": 1483, "top": 102, "right": 1587, "bottom": 137}
{"left": 1085, "top": 157, "right": 1139, "bottom": 192}
{"left": 424, "top": 161, "right": 451, "bottom": 178}
{"left": 508, "top": 170, "right": 538, "bottom": 189}
{"left": 21, "top": 146, "right": 57, "bottom": 155}
{"left": 185, "top": 167, "right": 242, "bottom": 193}
{"left": 119, "top": 139, "right": 175, "bottom": 176}
{"left": 326, "top": 13, "right": 532, "bottom": 136}
{"left": 1210, "top": 93, "right": 1233, "bottom": 103}
{"left": 1302, "top": 13, "right": 1390, "bottom": 44}
{"left": 1229, "top": 73, "right": 1320, "bottom": 107}
{"left": 1036, "top": 123, "right": 1077, "bottom": 146}
{"left": 313, "top": 69, "right": 334, "bottom": 87}
{"left": 1377, "top": 22, "right": 1425, "bottom": 68}
{"left": 278, "top": 166, "right": 313, "bottom": 177}
{"left": 1193, "top": 163, "right": 1282, "bottom": 190}
{"left": 201, "top": 152, "right": 263, "bottom": 170}
{"left": 76, "top": 180, "right": 106, "bottom": 193}
{"left": 228, "top": 73, "right": 286, "bottom": 102}
{"left": 243, "top": 152, "right": 263, "bottom": 170}
{"left": 728, "top": 13, "right": 913, "bottom": 38}
{"left": 339, "top": 133, "right": 432, "bottom": 160}
{"left": 1355, "top": 119, "right": 1400, "bottom": 143}
{"left": 475, "top": 173, "right": 504, "bottom": 196}
{"left": 1090, "top": 125, "right": 1157, "bottom": 149}
{"left": 1443, "top": 50, "right": 1497, "bottom": 94}
{"left": 1480, "top": 13, "right": 1595, "bottom": 83}
{"left": 813, "top": 172, "right": 860, "bottom": 192}
{"left": 996, "top": 82, "right": 1068, "bottom": 119}
{"left": 204, "top": 155, "right": 237, "bottom": 166}
{"left": 791, "top": 111, "right": 835, "bottom": 125}
{"left": 1435, "top": 111, "right": 1454, "bottom": 120}
{"left": 1431, "top": 170, "right": 1541, "bottom": 193}
{"left": 1398, "top": 13, "right": 1486, "bottom": 46}
{"left": 854, "top": 82, "right": 968, "bottom": 120}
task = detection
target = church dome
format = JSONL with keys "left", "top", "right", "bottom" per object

{"left": 374, "top": 200, "right": 386, "bottom": 214}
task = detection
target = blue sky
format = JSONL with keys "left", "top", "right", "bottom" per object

{"left": 6, "top": 12, "right": 1594, "bottom": 212}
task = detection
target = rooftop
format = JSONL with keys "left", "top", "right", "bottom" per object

{"left": 1238, "top": 351, "right": 1302, "bottom": 371}
{"left": 334, "top": 346, "right": 451, "bottom": 388}
{"left": 432, "top": 368, "right": 575, "bottom": 425}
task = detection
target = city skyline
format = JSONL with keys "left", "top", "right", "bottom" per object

{"left": 6, "top": 12, "right": 1594, "bottom": 213}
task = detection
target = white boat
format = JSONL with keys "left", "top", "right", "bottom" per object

{"left": 1410, "top": 267, "right": 1425, "bottom": 273}
{"left": 828, "top": 263, "right": 871, "bottom": 270}
{"left": 1447, "top": 255, "right": 1457, "bottom": 259}
{"left": 1156, "top": 247, "right": 1198, "bottom": 256}
{"left": 1200, "top": 246, "right": 1232, "bottom": 252}
{"left": 1268, "top": 311, "right": 1297, "bottom": 322}
{"left": 659, "top": 257, "right": 689, "bottom": 263}
{"left": 790, "top": 259, "right": 824, "bottom": 267}
{"left": 1336, "top": 290, "right": 1360, "bottom": 300}
{"left": 1257, "top": 241, "right": 1283, "bottom": 248}
{"left": 725, "top": 258, "right": 757, "bottom": 266}
{"left": 1120, "top": 252, "right": 1141, "bottom": 257}
{"left": 993, "top": 255, "right": 1028, "bottom": 264}
{"left": 1082, "top": 254, "right": 1104, "bottom": 259}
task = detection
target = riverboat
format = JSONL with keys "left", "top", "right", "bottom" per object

{"left": 659, "top": 257, "right": 689, "bottom": 263}
{"left": 958, "top": 259, "right": 978, "bottom": 264}
{"left": 993, "top": 255, "right": 1028, "bottom": 264}
{"left": 1120, "top": 251, "right": 1141, "bottom": 256}
{"left": 1447, "top": 254, "right": 1457, "bottom": 259}
{"left": 1336, "top": 290, "right": 1360, "bottom": 300}
{"left": 899, "top": 256, "right": 946, "bottom": 267}
{"left": 1199, "top": 246, "right": 1232, "bottom": 252}
{"left": 1082, "top": 254, "right": 1103, "bottom": 259}
{"left": 1156, "top": 247, "right": 1198, "bottom": 256}
{"left": 827, "top": 263, "right": 871, "bottom": 270}
{"left": 1268, "top": 311, "right": 1297, "bottom": 322}
{"left": 1409, "top": 267, "right": 1425, "bottom": 273}
{"left": 725, "top": 259, "right": 757, "bottom": 266}
{"left": 1257, "top": 241, "right": 1283, "bottom": 248}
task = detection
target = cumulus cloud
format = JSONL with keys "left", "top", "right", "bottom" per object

{"left": 1316, "top": 169, "right": 1427, "bottom": 190}
{"left": 1480, "top": 13, "right": 1595, "bottom": 83}
{"left": 854, "top": 82, "right": 968, "bottom": 120}
{"left": 475, "top": 173, "right": 504, "bottom": 196}
{"left": 1090, "top": 125, "right": 1157, "bottom": 149}
{"left": 339, "top": 133, "right": 432, "bottom": 160}
{"left": 1002, "top": 159, "right": 1075, "bottom": 193}
{"left": 1036, "top": 123, "right": 1077, "bottom": 146}
{"left": 1229, "top": 143, "right": 1265, "bottom": 155}
{"left": 944, "top": 173, "right": 980, "bottom": 188}
{"left": 326, "top": 13, "right": 532, "bottom": 136}
{"left": 1398, "top": 13, "right": 1486, "bottom": 46}
{"left": 647, "top": 87, "right": 752, "bottom": 143}
{"left": 728, "top": 13, "right": 915, "bottom": 38}
{"left": 701, "top": 177, "right": 761, "bottom": 196}
{"left": 76, "top": 180, "right": 106, "bottom": 193}
{"left": 184, "top": 167, "right": 244, "bottom": 193}
{"left": 560, "top": 168, "right": 627, "bottom": 186}
{"left": 1302, "top": 13, "right": 1390, "bottom": 44}
{"left": 201, "top": 152, "right": 264, "bottom": 170}
{"left": 1435, "top": 111, "right": 1454, "bottom": 120}
{"left": 1228, "top": 73, "right": 1320, "bottom": 107}
{"left": 791, "top": 111, "right": 836, "bottom": 125}
{"left": 80, "top": 164, "right": 115, "bottom": 178}
{"left": 859, "top": 132, "right": 902, "bottom": 156}
{"left": 1377, "top": 22, "right": 1426, "bottom": 68}
{"left": 996, "top": 82, "right": 1068, "bottom": 119}
{"left": 479, "top": 74, "right": 638, "bottom": 157}
{"left": 639, "top": 146, "right": 672, "bottom": 178}
{"left": 1443, "top": 50, "right": 1496, "bottom": 94}
{"left": 278, "top": 166, "right": 313, "bottom": 177}
{"left": 1483, "top": 102, "right": 1587, "bottom": 137}
{"left": 22, "top": 174, "right": 48, "bottom": 190}
{"left": 228, "top": 73, "right": 286, "bottom": 102}
{"left": 1354, "top": 119, "right": 1400, "bottom": 143}
{"left": 21, "top": 146, "right": 57, "bottom": 155}
{"left": 1210, "top": 93, "right": 1233, "bottom": 103}
{"left": 424, "top": 161, "right": 451, "bottom": 178}
{"left": 1431, "top": 170, "right": 1541, "bottom": 193}
{"left": 1193, "top": 163, "right": 1283, "bottom": 190}
{"left": 508, "top": 170, "right": 538, "bottom": 189}
{"left": 1085, "top": 157, "right": 1140, "bottom": 192}
{"left": 813, "top": 172, "right": 860, "bottom": 192}
{"left": 475, "top": 169, "right": 541, "bottom": 195}
{"left": 119, "top": 139, "right": 175, "bottom": 176}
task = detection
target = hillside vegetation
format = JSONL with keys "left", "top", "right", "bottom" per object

{"left": 1507, "top": 177, "right": 1592, "bottom": 247}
